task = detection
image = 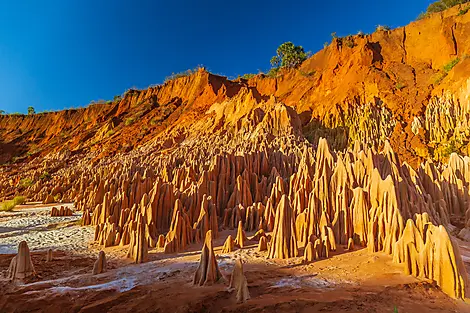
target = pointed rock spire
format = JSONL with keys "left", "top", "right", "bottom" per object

{"left": 193, "top": 230, "right": 223, "bottom": 286}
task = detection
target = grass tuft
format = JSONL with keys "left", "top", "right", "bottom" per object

{"left": 0, "top": 196, "right": 26, "bottom": 211}
{"left": 443, "top": 58, "right": 460, "bottom": 73}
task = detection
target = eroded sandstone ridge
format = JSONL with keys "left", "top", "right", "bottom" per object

{"left": 1, "top": 5, "right": 470, "bottom": 300}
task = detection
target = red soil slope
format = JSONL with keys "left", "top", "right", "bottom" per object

{"left": 1, "top": 6, "right": 470, "bottom": 167}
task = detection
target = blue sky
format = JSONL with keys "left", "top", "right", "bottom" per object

{"left": 0, "top": 0, "right": 434, "bottom": 113}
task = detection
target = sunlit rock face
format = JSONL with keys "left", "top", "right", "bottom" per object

{"left": 2, "top": 6, "right": 470, "bottom": 300}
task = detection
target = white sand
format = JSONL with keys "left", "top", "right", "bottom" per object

{"left": 0, "top": 204, "right": 94, "bottom": 254}
{"left": 272, "top": 275, "right": 335, "bottom": 289}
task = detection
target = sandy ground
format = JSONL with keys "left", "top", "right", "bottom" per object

{"left": 1, "top": 204, "right": 470, "bottom": 313}
{"left": 0, "top": 203, "right": 94, "bottom": 254}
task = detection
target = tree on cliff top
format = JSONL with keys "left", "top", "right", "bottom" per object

{"left": 427, "top": 0, "right": 469, "bottom": 13}
{"left": 27, "top": 106, "right": 35, "bottom": 115}
{"left": 270, "top": 42, "right": 310, "bottom": 69}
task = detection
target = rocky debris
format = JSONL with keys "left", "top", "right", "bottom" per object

{"left": 50, "top": 206, "right": 73, "bottom": 217}
{"left": 7, "top": 241, "right": 35, "bottom": 280}
{"left": 222, "top": 235, "right": 235, "bottom": 253}
{"left": 92, "top": 251, "right": 107, "bottom": 275}
{"left": 46, "top": 249, "right": 53, "bottom": 262}
{"left": 229, "top": 258, "right": 250, "bottom": 303}
{"left": 193, "top": 230, "right": 223, "bottom": 286}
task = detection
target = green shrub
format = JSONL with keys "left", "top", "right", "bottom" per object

{"left": 442, "top": 140, "right": 459, "bottom": 158}
{"left": 19, "top": 178, "right": 34, "bottom": 188}
{"left": 13, "top": 196, "right": 26, "bottom": 206}
{"left": 266, "top": 67, "right": 280, "bottom": 78}
{"left": 433, "top": 72, "right": 447, "bottom": 85}
{"left": 458, "top": 7, "right": 470, "bottom": 14}
{"left": 396, "top": 82, "right": 406, "bottom": 90}
{"left": 0, "top": 201, "right": 15, "bottom": 211}
{"left": 443, "top": 58, "right": 460, "bottom": 72}
{"left": 40, "top": 171, "right": 51, "bottom": 180}
{"left": 270, "top": 42, "right": 310, "bottom": 69}
{"left": 164, "top": 66, "right": 204, "bottom": 83}
{"left": 344, "top": 36, "right": 355, "bottom": 48}
{"left": 0, "top": 196, "right": 25, "bottom": 211}
{"left": 417, "top": 12, "right": 430, "bottom": 20}
{"left": 376, "top": 25, "right": 391, "bottom": 32}
{"left": 125, "top": 117, "right": 135, "bottom": 126}
{"left": 427, "top": 0, "right": 469, "bottom": 14}
{"left": 299, "top": 69, "right": 316, "bottom": 77}
{"left": 241, "top": 73, "right": 256, "bottom": 80}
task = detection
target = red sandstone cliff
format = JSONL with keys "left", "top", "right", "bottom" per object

{"left": 1, "top": 5, "right": 470, "bottom": 170}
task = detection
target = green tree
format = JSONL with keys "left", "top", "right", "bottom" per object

{"left": 27, "top": 106, "right": 35, "bottom": 115}
{"left": 270, "top": 42, "right": 310, "bottom": 69}
{"left": 427, "top": 0, "right": 469, "bottom": 13}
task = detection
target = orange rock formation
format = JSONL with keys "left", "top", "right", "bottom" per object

{"left": 1, "top": 5, "right": 470, "bottom": 300}
{"left": 7, "top": 241, "right": 35, "bottom": 280}
{"left": 193, "top": 230, "right": 223, "bottom": 286}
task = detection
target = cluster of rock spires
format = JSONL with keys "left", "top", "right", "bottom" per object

{"left": 72, "top": 129, "right": 466, "bottom": 298}
{"left": 3, "top": 7, "right": 470, "bottom": 300}
{"left": 8, "top": 93, "right": 470, "bottom": 299}
{"left": 50, "top": 206, "right": 73, "bottom": 217}
{"left": 3, "top": 89, "right": 470, "bottom": 299}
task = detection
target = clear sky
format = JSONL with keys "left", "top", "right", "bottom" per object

{"left": 0, "top": 0, "right": 434, "bottom": 113}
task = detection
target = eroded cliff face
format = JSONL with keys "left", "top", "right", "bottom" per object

{"left": 1, "top": 4, "right": 470, "bottom": 300}
{"left": 2, "top": 7, "right": 470, "bottom": 167}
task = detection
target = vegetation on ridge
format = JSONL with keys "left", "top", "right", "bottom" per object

{"left": 164, "top": 65, "right": 205, "bottom": 83}
{"left": 433, "top": 57, "right": 460, "bottom": 84}
{"left": 418, "top": 0, "right": 469, "bottom": 19}
{"left": 270, "top": 42, "right": 310, "bottom": 70}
